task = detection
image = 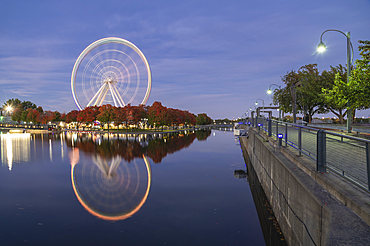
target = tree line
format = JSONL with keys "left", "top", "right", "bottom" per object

{"left": 272, "top": 40, "right": 369, "bottom": 123}
{"left": 2, "top": 99, "right": 213, "bottom": 129}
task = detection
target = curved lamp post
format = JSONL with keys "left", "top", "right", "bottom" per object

{"left": 317, "top": 29, "right": 354, "bottom": 133}
{"left": 267, "top": 84, "right": 281, "bottom": 95}
{"left": 255, "top": 98, "right": 264, "bottom": 108}
{"left": 267, "top": 84, "right": 281, "bottom": 120}
{"left": 255, "top": 98, "right": 264, "bottom": 118}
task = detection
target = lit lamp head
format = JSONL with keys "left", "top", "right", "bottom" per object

{"left": 317, "top": 41, "right": 326, "bottom": 52}
{"left": 255, "top": 102, "right": 258, "bottom": 106}
{"left": 267, "top": 89, "right": 272, "bottom": 95}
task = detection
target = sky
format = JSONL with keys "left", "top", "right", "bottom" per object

{"left": 0, "top": 0, "right": 369, "bottom": 120}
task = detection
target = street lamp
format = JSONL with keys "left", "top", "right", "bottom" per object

{"left": 267, "top": 84, "right": 281, "bottom": 95}
{"left": 255, "top": 98, "right": 264, "bottom": 117}
{"left": 317, "top": 29, "right": 354, "bottom": 133}
{"left": 6, "top": 106, "right": 12, "bottom": 116}
{"left": 267, "top": 84, "right": 281, "bottom": 120}
{"left": 255, "top": 98, "right": 264, "bottom": 108}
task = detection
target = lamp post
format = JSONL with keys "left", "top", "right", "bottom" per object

{"left": 255, "top": 98, "right": 264, "bottom": 118}
{"left": 317, "top": 29, "right": 354, "bottom": 133}
{"left": 267, "top": 84, "right": 281, "bottom": 120}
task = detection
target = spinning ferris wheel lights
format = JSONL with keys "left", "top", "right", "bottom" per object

{"left": 71, "top": 37, "right": 152, "bottom": 110}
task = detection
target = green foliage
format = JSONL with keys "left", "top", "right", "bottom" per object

{"left": 196, "top": 113, "right": 212, "bottom": 125}
{"left": 273, "top": 64, "right": 329, "bottom": 121}
{"left": 321, "top": 65, "right": 348, "bottom": 123}
{"left": 2, "top": 98, "right": 22, "bottom": 110}
{"left": 321, "top": 40, "right": 370, "bottom": 122}
{"left": 11, "top": 105, "right": 24, "bottom": 123}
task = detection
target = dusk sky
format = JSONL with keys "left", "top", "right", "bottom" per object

{"left": 1, "top": 0, "right": 369, "bottom": 119}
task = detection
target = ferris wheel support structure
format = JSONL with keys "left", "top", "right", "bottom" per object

{"left": 71, "top": 37, "right": 152, "bottom": 110}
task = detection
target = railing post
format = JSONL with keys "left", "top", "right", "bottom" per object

{"left": 276, "top": 121, "right": 278, "bottom": 139}
{"left": 268, "top": 119, "right": 272, "bottom": 137}
{"left": 285, "top": 124, "right": 288, "bottom": 146}
{"left": 317, "top": 129, "right": 327, "bottom": 172}
{"left": 367, "top": 143, "right": 370, "bottom": 191}
{"left": 298, "top": 127, "right": 302, "bottom": 156}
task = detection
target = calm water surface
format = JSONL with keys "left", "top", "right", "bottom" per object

{"left": 0, "top": 129, "right": 268, "bottom": 245}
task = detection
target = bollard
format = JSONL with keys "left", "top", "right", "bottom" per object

{"left": 278, "top": 133, "right": 283, "bottom": 146}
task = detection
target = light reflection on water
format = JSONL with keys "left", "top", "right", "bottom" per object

{"left": 1, "top": 133, "right": 31, "bottom": 170}
{"left": 0, "top": 129, "right": 272, "bottom": 246}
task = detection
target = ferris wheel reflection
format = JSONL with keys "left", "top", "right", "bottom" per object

{"left": 69, "top": 148, "right": 151, "bottom": 221}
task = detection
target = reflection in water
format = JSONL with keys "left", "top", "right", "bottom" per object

{"left": 65, "top": 130, "right": 212, "bottom": 221}
{"left": 66, "top": 129, "right": 211, "bottom": 164}
{"left": 0, "top": 133, "right": 31, "bottom": 170}
{"left": 69, "top": 148, "right": 151, "bottom": 221}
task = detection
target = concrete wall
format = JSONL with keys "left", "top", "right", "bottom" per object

{"left": 240, "top": 128, "right": 370, "bottom": 246}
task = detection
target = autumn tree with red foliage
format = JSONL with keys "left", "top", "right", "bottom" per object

{"left": 128, "top": 105, "right": 147, "bottom": 128}
{"left": 147, "top": 101, "right": 170, "bottom": 130}
{"left": 38, "top": 110, "right": 54, "bottom": 124}
{"left": 113, "top": 106, "right": 126, "bottom": 129}
{"left": 26, "top": 108, "right": 40, "bottom": 124}
{"left": 77, "top": 106, "right": 99, "bottom": 128}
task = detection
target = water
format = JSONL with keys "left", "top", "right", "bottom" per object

{"left": 0, "top": 129, "right": 280, "bottom": 245}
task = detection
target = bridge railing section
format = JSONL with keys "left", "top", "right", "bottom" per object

{"left": 243, "top": 117, "right": 370, "bottom": 192}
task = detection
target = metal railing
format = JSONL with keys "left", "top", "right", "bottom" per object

{"left": 243, "top": 117, "right": 370, "bottom": 191}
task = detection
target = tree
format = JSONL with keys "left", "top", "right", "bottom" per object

{"left": 348, "top": 40, "right": 370, "bottom": 109}
{"left": 147, "top": 101, "right": 170, "bottom": 130}
{"left": 77, "top": 106, "right": 99, "bottom": 128}
{"left": 322, "top": 40, "right": 370, "bottom": 121}
{"left": 36, "top": 106, "right": 43, "bottom": 113}
{"left": 27, "top": 108, "right": 40, "bottom": 124}
{"left": 11, "top": 105, "right": 24, "bottom": 124}
{"left": 53, "top": 111, "right": 62, "bottom": 121}
{"left": 38, "top": 111, "right": 54, "bottom": 124}
{"left": 196, "top": 113, "right": 212, "bottom": 125}
{"left": 273, "top": 70, "right": 298, "bottom": 115}
{"left": 321, "top": 65, "right": 348, "bottom": 123}
{"left": 65, "top": 110, "right": 80, "bottom": 129}
{"left": 184, "top": 111, "right": 196, "bottom": 126}
{"left": 21, "top": 109, "right": 29, "bottom": 123}
{"left": 114, "top": 106, "right": 127, "bottom": 129}
{"left": 295, "top": 64, "right": 328, "bottom": 122}
{"left": 2, "top": 98, "right": 22, "bottom": 113}
{"left": 128, "top": 105, "right": 147, "bottom": 129}
{"left": 22, "top": 101, "right": 37, "bottom": 110}
{"left": 273, "top": 64, "right": 329, "bottom": 122}
{"left": 96, "top": 104, "right": 116, "bottom": 131}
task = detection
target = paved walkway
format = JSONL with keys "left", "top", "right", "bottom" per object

{"left": 308, "top": 123, "right": 370, "bottom": 134}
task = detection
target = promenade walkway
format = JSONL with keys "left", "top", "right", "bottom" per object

{"left": 308, "top": 123, "right": 370, "bottom": 135}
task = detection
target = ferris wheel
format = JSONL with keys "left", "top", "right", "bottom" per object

{"left": 71, "top": 37, "right": 152, "bottom": 110}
